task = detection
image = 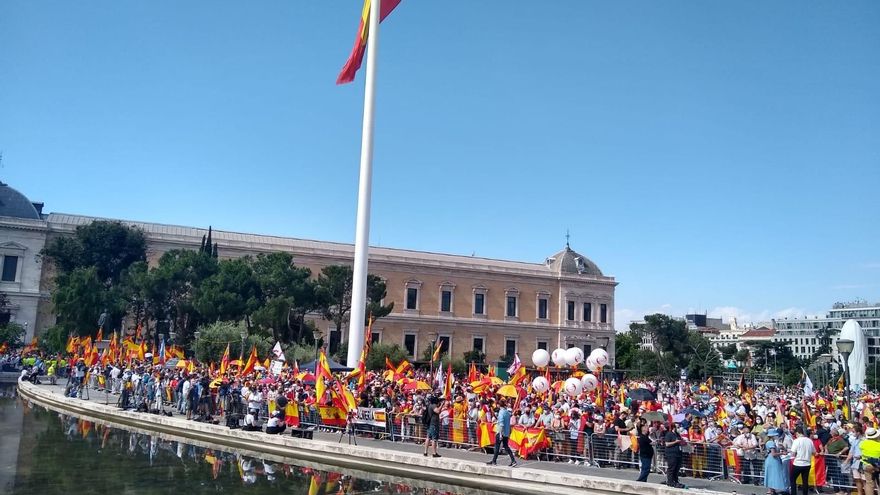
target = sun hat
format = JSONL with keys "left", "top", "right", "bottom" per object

{"left": 866, "top": 428, "right": 880, "bottom": 440}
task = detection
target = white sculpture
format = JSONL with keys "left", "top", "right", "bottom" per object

{"left": 839, "top": 319, "right": 867, "bottom": 390}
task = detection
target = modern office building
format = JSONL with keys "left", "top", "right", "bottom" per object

{"left": 0, "top": 182, "right": 618, "bottom": 366}
{"left": 773, "top": 300, "right": 880, "bottom": 364}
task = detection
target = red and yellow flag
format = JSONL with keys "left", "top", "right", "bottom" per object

{"left": 316, "top": 349, "right": 333, "bottom": 405}
{"left": 241, "top": 346, "right": 258, "bottom": 376}
{"left": 220, "top": 344, "right": 230, "bottom": 375}
{"left": 432, "top": 338, "right": 443, "bottom": 362}
{"left": 336, "top": 0, "right": 402, "bottom": 84}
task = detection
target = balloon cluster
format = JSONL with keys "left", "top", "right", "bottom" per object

{"left": 530, "top": 347, "right": 611, "bottom": 397}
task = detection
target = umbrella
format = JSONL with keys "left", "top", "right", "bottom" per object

{"left": 627, "top": 388, "right": 656, "bottom": 401}
{"left": 162, "top": 358, "right": 180, "bottom": 369}
{"left": 681, "top": 407, "right": 707, "bottom": 418}
{"left": 642, "top": 411, "right": 667, "bottom": 422}
{"left": 175, "top": 360, "right": 189, "bottom": 369}
{"left": 497, "top": 384, "right": 524, "bottom": 399}
{"left": 487, "top": 376, "right": 503, "bottom": 385}
{"left": 295, "top": 372, "right": 316, "bottom": 382}
{"left": 403, "top": 381, "right": 432, "bottom": 392}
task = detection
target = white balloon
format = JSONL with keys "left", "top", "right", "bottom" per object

{"left": 566, "top": 347, "right": 584, "bottom": 366}
{"left": 532, "top": 349, "right": 551, "bottom": 368}
{"left": 585, "top": 355, "right": 598, "bottom": 370}
{"left": 532, "top": 376, "right": 549, "bottom": 393}
{"left": 564, "top": 377, "right": 583, "bottom": 397}
{"left": 581, "top": 374, "right": 599, "bottom": 392}
{"left": 591, "top": 348, "right": 609, "bottom": 367}
{"left": 551, "top": 348, "right": 568, "bottom": 367}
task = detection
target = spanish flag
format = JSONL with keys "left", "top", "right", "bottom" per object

{"left": 431, "top": 338, "right": 443, "bottom": 362}
{"left": 220, "top": 344, "right": 230, "bottom": 375}
{"left": 336, "top": 0, "right": 402, "bottom": 84}
{"left": 241, "top": 346, "right": 258, "bottom": 376}
{"left": 316, "top": 349, "right": 333, "bottom": 405}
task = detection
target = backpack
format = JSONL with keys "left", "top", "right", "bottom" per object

{"left": 421, "top": 407, "right": 432, "bottom": 427}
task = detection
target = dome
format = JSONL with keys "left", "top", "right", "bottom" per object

{"left": 545, "top": 245, "right": 603, "bottom": 276}
{"left": 0, "top": 181, "right": 41, "bottom": 219}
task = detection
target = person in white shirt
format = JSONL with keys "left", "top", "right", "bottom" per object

{"left": 733, "top": 425, "right": 761, "bottom": 485}
{"left": 789, "top": 427, "right": 816, "bottom": 495}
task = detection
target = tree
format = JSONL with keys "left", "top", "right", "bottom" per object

{"left": 366, "top": 343, "right": 408, "bottom": 371}
{"left": 193, "top": 321, "right": 269, "bottom": 363}
{"left": 684, "top": 331, "right": 723, "bottom": 380}
{"left": 734, "top": 348, "right": 751, "bottom": 365}
{"left": 462, "top": 349, "right": 485, "bottom": 364}
{"left": 42, "top": 220, "right": 146, "bottom": 286}
{"left": 51, "top": 266, "right": 121, "bottom": 336}
{"left": 250, "top": 252, "right": 316, "bottom": 344}
{"left": 315, "top": 265, "right": 393, "bottom": 354}
{"left": 614, "top": 332, "right": 639, "bottom": 370}
{"left": 144, "top": 249, "right": 218, "bottom": 345}
{"left": 630, "top": 314, "right": 689, "bottom": 377}
{"left": 719, "top": 343, "right": 738, "bottom": 360}
{"left": 0, "top": 322, "right": 25, "bottom": 349}
{"left": 41, "top": 221, "right": 147, "bottom": 335}
{"left": 194, "top": 257, "right": 261, "bottom": 324}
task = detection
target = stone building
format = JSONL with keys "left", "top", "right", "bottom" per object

{"left": 0, "top": 183, "right": 618, "bottom": 366}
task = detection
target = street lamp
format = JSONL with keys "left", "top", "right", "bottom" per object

{"left": 837, "top": 338, "right": 855, "bottom": 417}
{"left": 817, "top": 354, "right": 832, "bottom": 389}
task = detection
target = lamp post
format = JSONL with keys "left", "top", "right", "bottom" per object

{"left": 837, "top": 338, "right": 855, "bottom": 418}
{"left": 817, "top": 354, "right": 832, "bottom": 389}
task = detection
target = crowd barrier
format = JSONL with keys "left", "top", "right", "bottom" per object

{"left": 67, "top": 379, "right": 859, "bottom": 492}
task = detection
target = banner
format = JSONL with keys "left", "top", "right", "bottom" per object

{"left": 353, "top": 407, "right": 387, "bottom": 428}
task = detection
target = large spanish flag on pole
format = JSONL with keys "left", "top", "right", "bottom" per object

{"left": 336, "top": 0, "right": 402, "bottom": 84}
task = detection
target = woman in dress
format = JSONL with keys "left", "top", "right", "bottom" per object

{"left": 764, "top": 428, "right": 788, "bottom": 495}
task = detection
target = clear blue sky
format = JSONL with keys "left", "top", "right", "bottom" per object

{"left": 2, "top": 1, "right": 878, "bottom": 329}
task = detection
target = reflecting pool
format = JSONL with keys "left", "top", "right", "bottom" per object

{"left": 1, "top": 388, "right": 503, "bottom": 495}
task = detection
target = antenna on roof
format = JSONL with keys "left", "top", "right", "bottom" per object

{"left": 565, "top": 229, "right": 570, "bottom": 248}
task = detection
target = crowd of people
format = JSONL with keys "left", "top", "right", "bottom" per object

{"left": 7, "top": 344, "right": 880, "bottom": 495}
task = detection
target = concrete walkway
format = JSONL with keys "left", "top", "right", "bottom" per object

{"left": 20, "top": 381, "right": 751, "bottom": 495}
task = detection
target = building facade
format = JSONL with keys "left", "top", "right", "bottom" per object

{"left": 0, "top": 183, "right": 618, "bottom": 366}
{"left": 773, "top": 300, "right": 880, "bottom": 365}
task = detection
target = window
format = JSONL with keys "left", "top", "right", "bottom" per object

{"left": 329, "top": 329, "right": 341, "bottom": 355}
{"left": 583, "top": 303, "right": 592, "bottom": 322}
{"left": 566, "top": 301, "right": 575, "bottom": 321}
{"left": 1, "top": 256, "right": 18, "bottom": 282}
{"left": 404, "top": 279, "right": 422, "bottom": 311}
{"left": 474, "top": 293, "right": 485, "bottom": 315}
{"left": 505, "top": 339, "right": 517, "bottom": 358}
{"left": 440, "top": 290, "right": 452, "bottom": 312}
{"left": 600, "top": 304, "right": 608, "bottom": 323}
{"left": 406, "top": 288, "right": 418, "bottom": 310}
{"left": 506, "top": 296, "right": 517, "bottom": 317}
{"left": 536, "top": 341, "right": 548, "bottom": 351}
{"left": 370, "top": 332, "right": 381, "bottom": 344}
{"left": 504, "top": 288, "right": 519, "bottom": 318}
{"left": 583, "top": 344, "right": 592, "bottom": 357}
{"left": 403, "top": 334, "right": 417, "bottom": 357}
{"left": 472, "top": 337, "right": 484, "bottom": 353}
{"left": 538, "top": 298, "right": 548, "bottom": 320}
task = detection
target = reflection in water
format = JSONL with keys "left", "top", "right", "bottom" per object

{"left": 4, "top": 395, "right": 489, "bottom": 495}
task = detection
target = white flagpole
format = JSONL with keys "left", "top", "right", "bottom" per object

{"left": 346, "top": 0, "right": 381, "bottom": 368}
